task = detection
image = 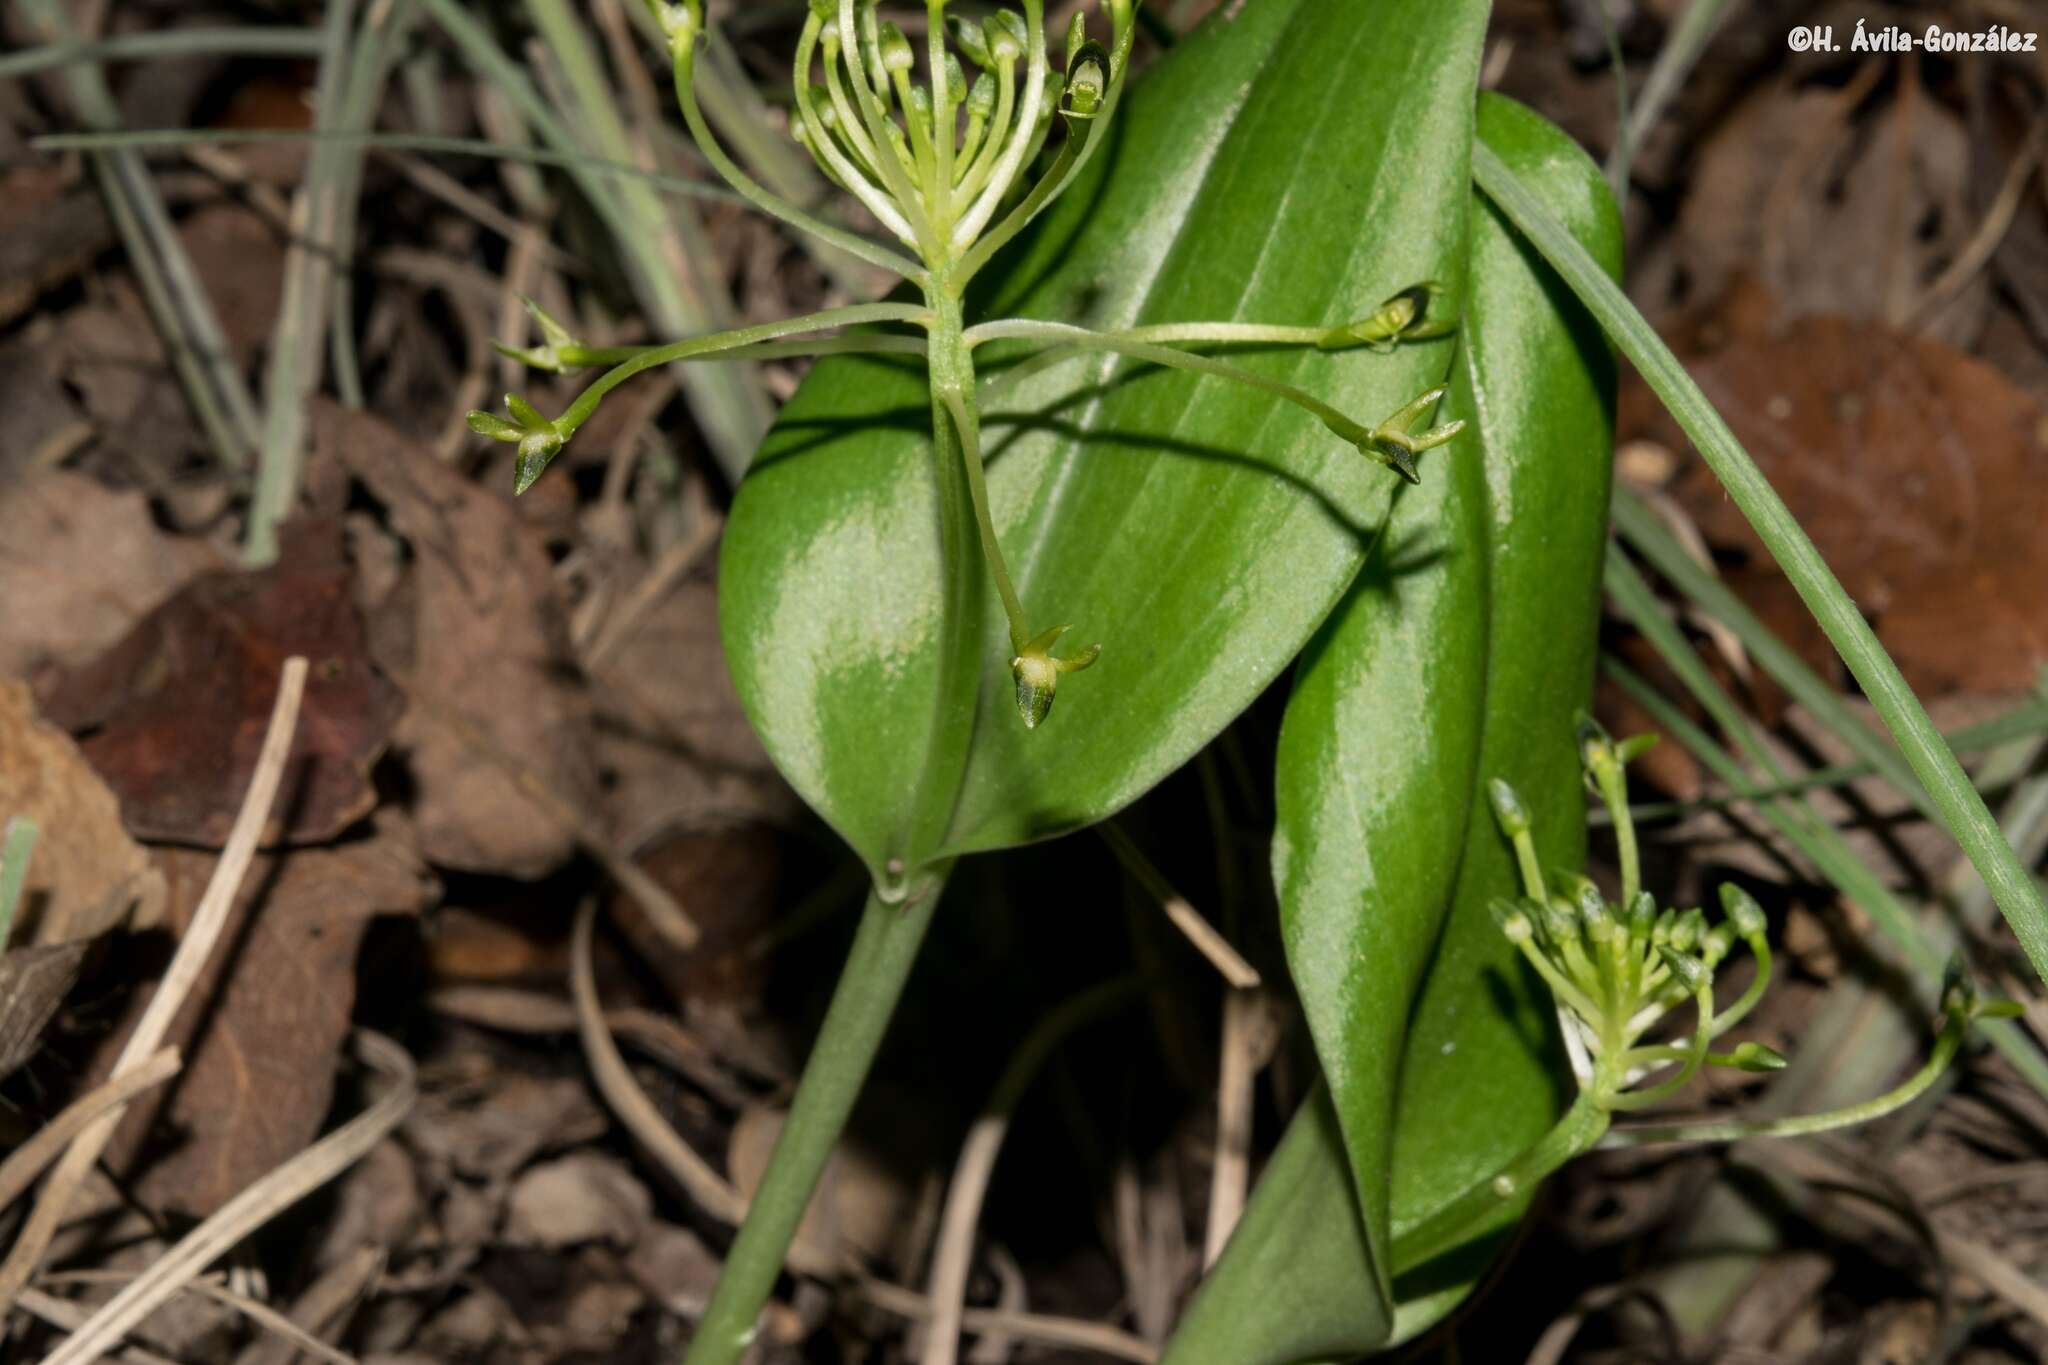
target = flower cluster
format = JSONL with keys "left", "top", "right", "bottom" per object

{"left": 469, "top": 1, "right": 1469, "bottom": 729}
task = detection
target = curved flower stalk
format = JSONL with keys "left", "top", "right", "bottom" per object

{"left": 1393, "top": 719, "right": 2019, "bottom": 1274}
{"left": 468, "top": 0, "right": 1463, "bottom": 729}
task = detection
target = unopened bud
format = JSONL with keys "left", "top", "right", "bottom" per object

{"left": 1719, "top": 883, "right": 1767, "bottom": 938}
{"left": 1723, "top": 1041, "right": 1788, "bottom": 1072}
{"left": 1486, "top": 778, "right": 1530, "bottom": 837}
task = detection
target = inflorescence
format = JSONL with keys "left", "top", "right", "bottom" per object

{"left": 470, "top": 1, "right": 1466, "bottom": 728}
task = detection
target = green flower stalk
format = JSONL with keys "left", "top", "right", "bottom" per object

{"left": 1393, "top": 719, "right": 2018, "bottom": 1274}
{"left": 468, "top": 0, "right": 1463, "bottom": 729}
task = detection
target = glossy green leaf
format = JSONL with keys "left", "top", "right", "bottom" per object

{"left": 1163, "top": 96, "right": 1622, "bottom": 1363}
{"left": 1383, "top": 92, "right": 1623, "bottom": 1338}
{"left": 719, "top": 0, "right": 1490, "bottom": 886}
{"left": 1266, "top": 204, "right": 1494, "bottom": 1296}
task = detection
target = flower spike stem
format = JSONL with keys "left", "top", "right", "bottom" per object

{"left": 1391, "top": 1094, "right": 1611, "bottom": 1275}
{"left": 682, "top": 875, "right": 948, "bottom": 1365}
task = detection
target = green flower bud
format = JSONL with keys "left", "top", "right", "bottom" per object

{"left": 966, "top": 70, "right": 996, "bottom": 118}
{"left": 1723, "top": 1041, "right": 1788, "bottom": 1072}
{"left": 986, "top": 11, "right": 1026, "bottom": 65}
{"left": 1719, "top": 882, "right": 1767, "bottom": 938}
{"left": 944, "top": 51, "right": 967, "bottom": 104}
{"left": 1657, "top": 946, "right": 1708, "bottom": 995}
{"left": 950, "top": 13, "right": 992, "bottom": 67}
{"left": 1668, "top": 908, "right": 1706, "bottom": 954}
{"left": 1486, "top": 777, "right": 1531, "bottom": 838}
{"left": 1627, "top": 890, "right": 1657, "bottom": 938}
{"left": 1542, "top": 894, "right": 1580, "bottom": 944}
{"left": 1490, "top": 898, "right": 1534, "bottom": 945}
{"left": 878, "top": 20, "right": 915, "bottom": 73}
{"left": 1010, "top": 624, "right": 1100, "bottom": 729}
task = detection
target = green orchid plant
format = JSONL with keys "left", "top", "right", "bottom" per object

{"left": 467, "top": 0, "right": 1462, "bottom": 729}
{"left": 1393, "top": 721, "right": 2018, "bottom": 1272}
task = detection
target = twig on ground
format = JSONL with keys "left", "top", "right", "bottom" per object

{"left": 1910, "top": 107, "right": 2048, "bottom": 327}
{"left": 0, "top": 1048, "right": 181, "bottom": 1211}
{"left": 1097, "top": 825, "right": 1259, "bottom": 989}
{"left": 1204, "top": 989, "right": 1264, "bottom": 1266}
{"left": 861, "top": 1278, "right": 1155, "bottom": 1364}
{"left": 568, "top": 900, "right": 760, "bottom": 1232}
{"left": 0, "top": 657, "right": 309, "bottom": 1316}
{"left": 921, "top": 979, "right": 1141, "bottom": 1365}
{"left": 229, "top": 1245, "right": 384, "bottom": 1365}
{"left": 38, "top": 1030, "right": 415, "bottom": 1365}
{"left": 42, "top": 1267, "right": 362, "bottom": 1365}
{"left": 15, "top": 1288, "right": 179, "bottom": 1365}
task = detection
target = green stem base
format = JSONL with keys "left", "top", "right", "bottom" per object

{"left": 684, "top": 872, "right": 948, "bottom": 1365}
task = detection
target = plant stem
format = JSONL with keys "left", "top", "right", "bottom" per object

{"left": 1473, "top": 143, "right": 2048, "bottom": 990}
{"left": 1390, "top": 1093, "right": 1610, "bottom": 1275}
{"left": 683, "top": 875, "right": 947, "bottom": 1365}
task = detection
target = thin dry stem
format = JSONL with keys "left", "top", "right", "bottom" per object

{"left": 1097, "top": 825, "right": 1260, "bottom": 989}
{"left": 860, "top": 1279, "right": 1155, "bottom": 1363}
{"left": 42, "top": 1268, "right": 361, "bottom": 1365}
{"left": 1203, "top": 989, "right": 1259, "bottom": 1267}
{"left": 568, "top": 898, "right": 747, "bottom": 1225}
{"left": 0, "top": 1048, "right": 180, "bottom": 1210}
{"left": 39, "top": 1030, "right": 415, "bottom": 1365}
{"left": 15, "top": 1288, "right": 180, "bottom": 1365}
{"left": 0, "top": 657, "right": 308, "bottom": 1316}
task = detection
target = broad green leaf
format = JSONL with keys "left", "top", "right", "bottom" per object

{"left": 720, "top": 0, "right": 1490, "bottom": 884}
{"left": 1163, "top": 96, "right": 1622, "bottom": 1362}
{"left": 1266, "top": 209, "right": 1493, "bottom": 1299}
{"left": 1384, "top": 91, "right": 1623, "bottom": 1339}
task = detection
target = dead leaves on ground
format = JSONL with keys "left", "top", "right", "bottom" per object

{"left": 36, "top": 519, "right": 402, "bottom": 846}
{"left": 0, "top": 677, "right": 163, "bottom": 945}
{"left": 1624, "top": 281, "right": 2048, "bottom": 701}
{"left": 93, "top": 817, "right": 433, "bottom": 1218}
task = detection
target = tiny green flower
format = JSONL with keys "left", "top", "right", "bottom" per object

{"left": 1010, "top": 623, "right": 1101, "bottom": 729}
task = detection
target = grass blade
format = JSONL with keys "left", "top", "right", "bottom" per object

{"left": 14, "top": 0, "right": 262, "bottom": 468}
{"left": 246, "top": 0, "right": 363, "bottom": 565}
{"left": 31, "top": 128, "right": 747, "bottom": 206}
{"left": 0, "top": 28, "right": 323, "bottom": 80}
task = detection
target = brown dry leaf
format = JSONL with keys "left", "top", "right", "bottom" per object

{"left": 0, "top": 323, "right": 89, "bottom": 484}
{"left": 587, "top": 577, "right": 794, "bottom": 850}
{"left": 1627, "top": 282, "right": 2048, "bottom": 698}
{"left": 178, "top": 201, "right": 287, "bottom": 367}
{"left": 1674, "top": 75, "right": 1989, "bottom": 346}
{"left": 729, "top": 1105, "right": 913, "bottom": 1266}
{"left": 100, "top": 814, "right": 433, "bottom": 1217}
{"left": 0, "top": 165, "right": 114, "bottom": 328}
{"left": 328, "top": 400, "right": 600, "bottom": 879}
{"left": 503, "top": 1152, "right": 652, "bottom": 1250}
{"left": 37, "top": 519, "right": 402, "bottom": 846}
{"left": 404, "top": 1064, "right": 608, "bottom": 1185}
{"left": 0, "top": 677, "right": 164, "bottom": 944}
{"left": 0, "top": 942, "right": 86, "bottom": 1079}
{"left": 0, "top": 470, "right": 220, "bottom": 680}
